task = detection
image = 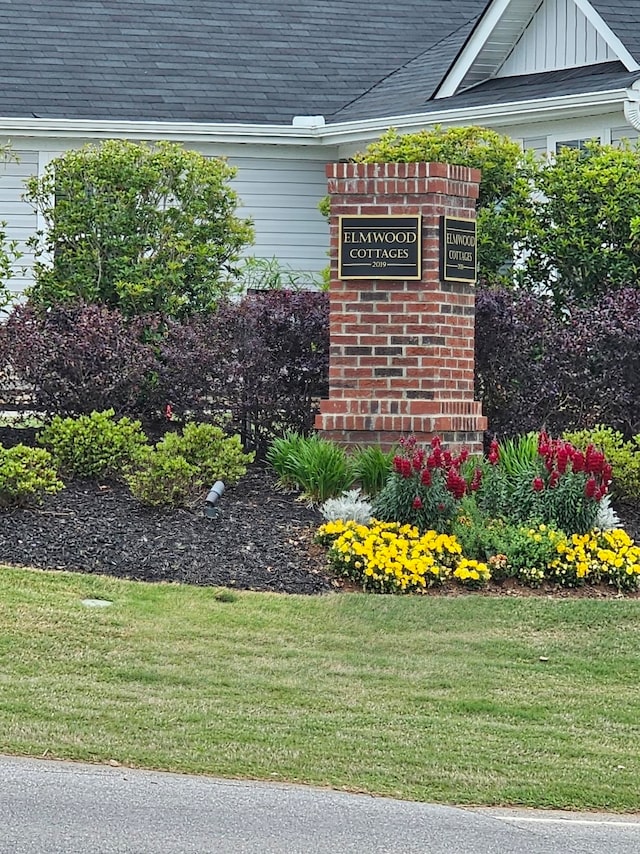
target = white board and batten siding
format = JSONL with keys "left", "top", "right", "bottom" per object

{"left": 0, "top": 149, "right": 38, "bottom": 296}
{"left": 498, "top": 0, "right": 616, "bottom": 78}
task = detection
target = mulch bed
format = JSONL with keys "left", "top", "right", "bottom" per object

{"left": 1, "top": 426, "right": 639, "bottom": 597}
{"left": 0, "top": 463, "right": 335, "bottom": 594}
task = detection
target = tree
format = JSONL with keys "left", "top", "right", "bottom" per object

{"left": 24, "top": 140, "right": 254, "bottom": 318}
{"left": 354, "top": 125, "right": 531, "bottom": 284}
{"left": 517, "top": 140, "right": 640, "bottom": 306}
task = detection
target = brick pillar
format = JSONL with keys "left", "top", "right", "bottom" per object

{"left": 315, "top": 161, "right": 487, "bottom": 452}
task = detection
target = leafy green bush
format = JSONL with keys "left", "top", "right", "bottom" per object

{"left": 0, "top": 444, "right": 64, "bottom": 507}
{"left": 156, "top": 422, "right": 254, "bottom": 486}
{"left": 563, "top": 425, "right": 640, "bottom": 501}
{"left": 353, "top": 125, "right": 529, "bottom": 284}
{"left": 37, "top": 409, "right": 149, "bottom": 479}
{"left": 126, "top": 422, "right": 253, "bottom": 508}
{"left": 266, "top": 432, "right": 353, "bottom": 502}
{"left": 24, "top": 140, "right": 254, "bottom": 318}
{"left": 126, "top": 451, "right": 202, "bottom": 508}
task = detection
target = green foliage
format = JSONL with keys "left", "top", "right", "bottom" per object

{"left": 450, "top": 500, "right": 511, "bottom": 571}
{"left": 350, "top": 444, "right": 394, "bottom": 496}
{"left": 37, "top": 409, "right": 149, "bottom": 479}
{"left": 155, "top": 422, "right": 254, "bottom": 486}
{"left": 355, "top": 125, "right": 530, "bottom": 283}
{"left": 126, "top": 451, "right": 202, "bottom": 508}
{"left": 231, "top": 256, "right": 324, "bottom": 293}
{"left": 478, "top": 433, "right": 606, "bottom": 535}
{"left": 126, "top": 422, "right": 253, "bottom": 508}
{"left": 266, "top": 432, "right": 309, "bottom": 488}
{"left": 24, "top": 140, "right": 254, "bottom": 318}
{"left": 0, "top": 444, "right": 64, "bottom": 507}
{"left": 266, "top": 432, "right": 353, "bottom": 502}
{"left": 563, "top": 425, "right": 640, "bottom": 501}
{"left": 518, "top": 140, "right": 640, "bottom": 305}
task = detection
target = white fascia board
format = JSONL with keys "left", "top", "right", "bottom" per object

{"left": 0, "top": 116, "right": 321, "bottom": 146}
{"left": 0, "top": 85, "right": 634, "bottom": 150}
{"left": 573, "top": 0, "right": 640, "bottom": 71}
{"left": 434, "top": 0, "right": 513, "bottom": 99}
{"left": 316, "top": 87, "right": 633, "bottom": 145}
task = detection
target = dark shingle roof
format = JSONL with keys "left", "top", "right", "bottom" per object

{"left": 416, "top": 61, "right": 639, "bottom": 114}
{"left": 2, "top": 1, "right": 639, "bottom": 126}
{"left": 591, "top": 1, "right": 640, "bottom": 65}
{"left": 0, "top": 1, "right": 486, "bottom": 124}
{"left": 333, "top": 19, "right": 480, "bottom": 122}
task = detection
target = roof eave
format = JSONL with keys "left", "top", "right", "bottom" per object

{"left": 318, "top": 86, "right": 637, "bottom": 144}
{"left": 0, "top": 116, "right": 321, "bottom": 146}
{"left": 0, "top": 86, "right": 636, "bottom": 148}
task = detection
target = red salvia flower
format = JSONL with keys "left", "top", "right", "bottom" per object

{"left": 412, "top": 496, "right": 423, "bottom": 509}
{"left": 532, "top": 476, "right": 545, "bottom": 492}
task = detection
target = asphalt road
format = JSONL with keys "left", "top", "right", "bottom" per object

{"left": 2, "top": 754, "right": 640, "bottom": 853}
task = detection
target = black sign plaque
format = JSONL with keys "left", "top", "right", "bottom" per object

{"left": 339, "top": 215, "right": 421, "bottom": 280}
{"left": 440, "top": 216, "right": 477, "bottom": 284}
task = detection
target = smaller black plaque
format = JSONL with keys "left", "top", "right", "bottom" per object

{"left": 339, "top": 215, "right": 421, "bottom": 280}
{"left": 440, "top": 216, "right": 477, "bottom": 284}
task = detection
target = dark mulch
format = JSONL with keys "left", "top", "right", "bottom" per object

{"left": 0, "top": 463, "right": 335, "bottom": 594}
{"left": 2, "top": 426, "right": 640, "bottom": 597}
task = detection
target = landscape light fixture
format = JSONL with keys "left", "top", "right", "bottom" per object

{"left": 204, "top": 481, "right": 225, "bottom": 518}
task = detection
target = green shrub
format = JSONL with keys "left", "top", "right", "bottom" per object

{"left": 37, "top": 409, "right": 149, "bottom": 479}
{"left": 126, "top": 451, "right": 202, "bottom": 508}
{"left": 563, "top": 425, "right": 640, "bottom": 501}
{"left": 266, "top": 432, "right": 353, "bottom": 502}
{"left": 126, "top": 422, "right": 253, "bottom": 508}
{"left": 0, "top": 444, "right": 64, "bottom": 507}
{"left": 156, "top": 422, "right": 254, "bottom": 486}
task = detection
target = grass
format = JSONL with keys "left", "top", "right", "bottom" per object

{"left": 2, "top": 565, "right": 640, "bottom": 811}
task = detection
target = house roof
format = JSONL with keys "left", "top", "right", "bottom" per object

{"left": 1, "top": 0, "right": 640, "bottom": 129}
{"left": 417, "top": 60, "right": 640, "bottom": 114}
{"left": 0, "top": 1, "right": 485, "bottom": 124}
{"left": 591, "top": 0, "right": 640, "bottom": 65}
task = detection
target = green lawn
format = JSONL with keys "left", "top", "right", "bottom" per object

{"left": 1, "top": 565, "right": 640, "bottom": 810}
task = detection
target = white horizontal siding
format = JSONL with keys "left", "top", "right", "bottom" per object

{"left": 522, "top": 135, "right": 549, "bottom": 157}
{"left": 228, "top": 154, "right": 329, "bottom": 273}
{"left": 498, "top": 0, "right": 615, "bottom": 77}
{"left": 611, "top": 126, "right": 639, "bottom": 147}
{"left": 0, "top": 150, "right": 38, "bottom": 296}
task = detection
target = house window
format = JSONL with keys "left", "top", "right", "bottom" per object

{"left": 554, "top": 137, "right": 600, "bottom": 154}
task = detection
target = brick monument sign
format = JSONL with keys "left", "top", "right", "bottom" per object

{"left": 315, "top": 161, "right": 487, "bottom": 452}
